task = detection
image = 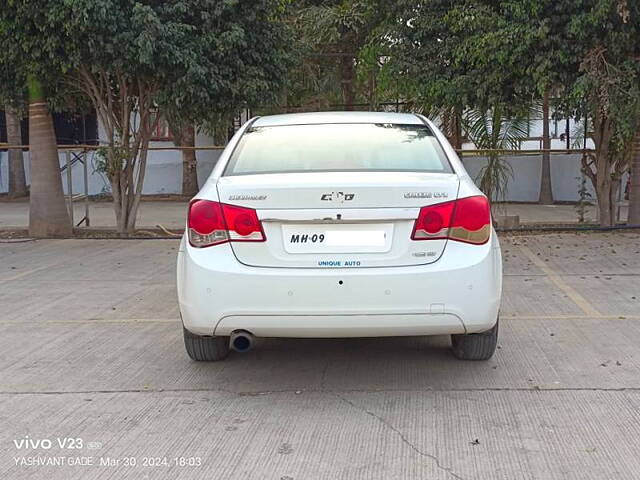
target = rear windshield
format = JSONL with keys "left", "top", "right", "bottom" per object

{"left": 224, "top": 123, "right": 452, "bottom": 175}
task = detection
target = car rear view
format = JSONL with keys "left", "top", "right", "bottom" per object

{"left": 177, "top": 112, "right": 502, "bottom": 362}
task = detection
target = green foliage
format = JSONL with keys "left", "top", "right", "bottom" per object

{"left": 388, "top": 0, "right": 539, "bottom": 113}
{"left": 155, "top": 0, "right": 292, "bottom": 125}
{"left": 388, "top": 0, "right": 639, "bottom": 122}
{"left": 0, "top": 1, "right": 79, "bottom": 111}
{"left": 1, "top": 0, "right": 291, "bottom": 122}
{"left": 386, "top": 0, "right": 639, "bottom": 224}
{"left": 0, "top": 58, "right": 26, "bottom": 111}
{"left": 295, "top": 1, "right": 375, "bottom": 46}
{"left": 94, "top": 146, "right": 127, "bottom": 177}
{"left": 280, "top": 0, "right": 389, "bottom": 109}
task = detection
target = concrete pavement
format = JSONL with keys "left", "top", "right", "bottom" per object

{"left": 1, "top": 232, "right": 640, "bottom": 479}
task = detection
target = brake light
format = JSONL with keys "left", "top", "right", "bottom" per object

{"left": 188, "top": 200, "right": 265, "bottom": 248}
{"left": 221, "top": 203, "right": 266, "bottom": 241}
{"left": 411, "top": 196, "right": 491, "bottom": 245}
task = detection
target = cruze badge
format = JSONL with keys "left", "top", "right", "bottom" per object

{"left": 321, "top": 192, "right": 355, "bottom": 202}
{"left": 404, "top": 192, "right": 448, "bottom": 199}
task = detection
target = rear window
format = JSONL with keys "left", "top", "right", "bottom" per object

{"left": 224, "top": 123, "right": 452, "bottom": 175}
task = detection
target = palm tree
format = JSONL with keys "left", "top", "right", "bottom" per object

{"left": 463, "top": 106, "right": 530, "bottom": 203}
{"left": 5, "top": 106, "right": 27, "bottom": 197}
{"left": 27, "top": 76, "right": 71, "bottom": 237}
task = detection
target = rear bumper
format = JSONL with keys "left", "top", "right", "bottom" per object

{"left": 214, "top": 314, "right": 465, "bottom": 337}
{"left": 177, "top": 233, "right": 502, "bottom": 337}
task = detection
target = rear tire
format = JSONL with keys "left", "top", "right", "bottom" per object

{"left": 451, "top": 318, "right": 498, "bottom": 361}
{"left": 183, "top": 328, "right": 229, "bottom": 361}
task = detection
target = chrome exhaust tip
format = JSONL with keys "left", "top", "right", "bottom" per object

{"left": 230, "top": 330, "right": 254, "bottom": 352}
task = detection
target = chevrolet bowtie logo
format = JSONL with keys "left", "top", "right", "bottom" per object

{"left": 320, "top": 192, "right": 355, "bottom": 202}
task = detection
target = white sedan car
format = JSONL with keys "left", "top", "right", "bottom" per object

{"left": 177, "top": 112, "right": 502, "bottom": 361}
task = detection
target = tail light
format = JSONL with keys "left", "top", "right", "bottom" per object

{"left": 411, "top": 195, "right": 491, "bottom": 245}
{"left": 188, "top": 200, "right": 265, "bottom": 248}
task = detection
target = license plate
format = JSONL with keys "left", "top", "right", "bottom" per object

{"left": 282, "top": 224, "right": 393, "bottom": 253}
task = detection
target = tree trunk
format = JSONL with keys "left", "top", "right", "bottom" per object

{"left": 26, "top": 76, "right": 72, "bottom": 237}
{"left": 441, "top": 109, "right": 454, "bottom": 148}
{"left": 368, "top": 69, "right": 376, "bottom": 110}
{"left": 340, "top": 55, "right": 356, "bottom": 110}
{"left": 179, "top": 125, "right": 198, "bottom": 197}
{"left": 444, "top": 107, "right": 463, "bottom": 150}
{"left": 590, "top": 110, "right": 615, "bottom": 227}
{"left": 596, "top": 181, "right": 613, "bottom": 227}
{"left": 125, "top": 142, "right": 149, "bottom": 233}
{"left": 5, "top": 106, "right": 27, "bottom": 198}
{"left": 452, "top": 109, "right": 462, "bottom": 150}
{"left": 628, "top": 129, "right": 640, "bottom": 224}
{"left": 539, "top": 90, "right": 554, "bottom": 204}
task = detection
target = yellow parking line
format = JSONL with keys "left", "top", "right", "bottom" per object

{"left": 519, "top": 245, "right": 602, "bottom": 317}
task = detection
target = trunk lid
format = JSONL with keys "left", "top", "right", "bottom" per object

{"left": 216, "top": 171, "right": 460, "bottom": 268}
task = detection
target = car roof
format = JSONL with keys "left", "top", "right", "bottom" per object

{"left": 252, "top": 111, "right": 423, "bottom": 127}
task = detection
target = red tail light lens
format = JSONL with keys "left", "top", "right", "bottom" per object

{"left": 221, "top": 203, "right": 266, "bottom": 241}
{"left": 412, "top": 201, "right": 456, "bottom": 240}
{"left": 411, "top": 196, "right": 491, "bottom": 245}
{"left": 188, "top": 200, "right": 265, "bottom": 248}
{"left": 188, "top": 200, "right": 228, "bottom": 247}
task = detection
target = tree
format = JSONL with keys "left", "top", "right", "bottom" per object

{"left": 386, "top": 0, "right": 537, "bottom": 199}
{"left": 460, "top": 0, "right": 640, "bottom": 225}
{"left": 4, "top": 107, "right": 27, "bottom": 198}
{"left": 26, "top": 76, "right": 72, "bottom": 236}
{"left": 0, "top": 3, "right": 72, "bottom": 236}
{"left": 287, "top": 0, "right": 386, "bottom": 110}
{"left": 3, "top": 0, "right": 289, "bottom": 234}
{"left": 8, "top": 0, "right": 289, "bottom": 234}
{"left": 440, "top": 1, "right": 577, "bottom": 205}
{"left": 389, "top": 0, "right": 640, "bottom": 226}
{"left": 160, "top": 1, "right": 291, "bottom": 199}
{"left": 0, "top": 37, "right": 28, "bottom": 198}
{"left": 495, "top": 2, "right": 585, "bottom": 205}
{"left": 571, "top": 2, "right": 640, "bottom": 226}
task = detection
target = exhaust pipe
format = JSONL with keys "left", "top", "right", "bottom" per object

{"left": 230, "top": 330, "right": 254, "bottom": 352}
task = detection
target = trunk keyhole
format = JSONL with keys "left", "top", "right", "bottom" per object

{"left": 338, "top": 280, "right": 344, "bottom": 285}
